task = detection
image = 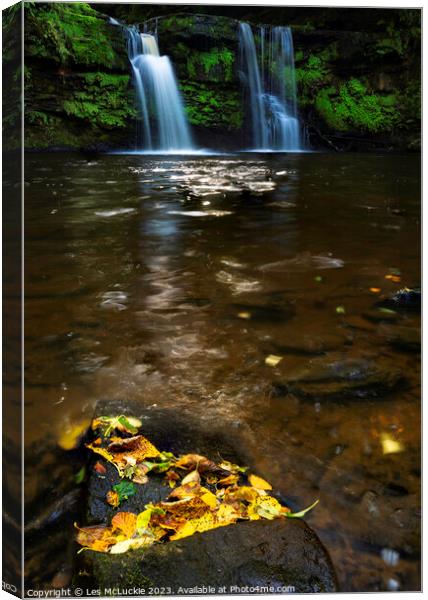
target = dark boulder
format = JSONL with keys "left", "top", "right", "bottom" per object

{"left": 80, "top": 519, "right": 338, "bottom": 593}
{"left": 79, "top": 401, "right": 338, "bottom": 592}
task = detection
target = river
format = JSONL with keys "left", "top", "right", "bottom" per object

{"left": 23, "top": 151, "right": 420, "bottom": 591}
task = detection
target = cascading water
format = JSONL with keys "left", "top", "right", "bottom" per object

{"left": 239, "top": 22, "right": 301, "bottom": 151}
{"left": 124, "top": 26, "right": 193, "bottom": 152}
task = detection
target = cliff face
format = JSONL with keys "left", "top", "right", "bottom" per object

{"left": 16, "top": 3, "right": 420, "bottom": 152}
{"left": 23, "top": 2, "right": 134, "bottom": 150}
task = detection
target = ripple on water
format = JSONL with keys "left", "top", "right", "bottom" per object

{"left": 100, "top": 290, "right": 128, "bottom": 311}
{"left": 215, "top": 270, "right": 262, "bottom": 295}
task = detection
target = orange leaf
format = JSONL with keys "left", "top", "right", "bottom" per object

{"left": 106, "top": 491, "right": 120, "bottom": 508}
{"left": 111, "top": 512, "right": 137, "bottom": 538}
{"left": 94, "top": 461, "right": 106, "bottom": 474}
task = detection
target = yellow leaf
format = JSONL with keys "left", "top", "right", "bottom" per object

{"left": 181, "top": 469, "right": 201, "bottom": 485}
{"left": 215, "top": 503, "right": 240, "bottom": 525}
{"left": 380, "top": 433, "right": 404, "bottom": 455}
{"left": 251, "top": 495, "right": 283, "bottom": 520}
{"left": 249, "top": 474, "right": 272, "bottom": 490}
{"left": 86, "top": 444, "right": 123, "bottom": 475}
{"left": 111, "top": 512, "right": 137, "bottom": 538}
{"left": 238, "top": 311, "right": 251, "bottom": 319}
{"left": 265, "top": 355, "right": 283, "bottom": 367}
{"left": 58, "top": 419, "right": 90, "bottom": 450}
{"left": 200, "top": 491, "right": 217, "bottom": 509}
{"left": 169, "top": 521, "right": 197, "bottom": 541}
{"left": 218, "top": 474, "right": 239, "bottom": 487}
{"left": 136, "top": 508, "right": 153, "bottom": 532}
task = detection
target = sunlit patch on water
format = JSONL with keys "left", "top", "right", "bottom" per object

{"left": 215, "top": 270, "right": 262, "bottom": 294}
{"left": 94, "top": 208, "right": 137, "bottom": 217}
{"left": 167, "top": 210, "right": 233, "bottom": 217}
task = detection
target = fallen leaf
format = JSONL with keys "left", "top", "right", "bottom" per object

{"left": 265, "top": 355, "right": 283, "bottom": 367}
{"left": 58, "top": 419, "right": 90, "bottom": 451}
{"left": 249, "top": 474, "right": 272, "bottom": 491}
{"left": 75, "top": 466, "right": 86, "bottom": 484}
{"left": 370, "top": 287, "right": 381, "bottom": 293}
{"left": 181, "top": 469, "right": 201, "bottom": 485}
{"left": 86, "top": 444, "right": 123, "bottom": 475}
{"left": 248, "top": 494, "right": 283, "bottom": 520}
{"left": 110, "top": 536, "right": 153, "bottom": 554}
{"left": 380, "top": 433, "right": 404, "bottom": 455}
{"left": 285, "top": 499, "right": 319, "bottom": 518}
{"left": 106, "top": 491, "right": 120, "bottom": 508}
{"left": 237, "top": 311, "right": 251, "bottom": 319}
{"left": 217, "top": 474, "right": 239, "bottom": 487}
{"left": 385, "top": 274, "right": 401, "bottom": 283}
{"left": 111, "top": 512, "right": 137, "bottom": 538}
{"left": 108, "top": 435, "right": 161, "bottom": 464}
{"left": 335, "top": 306, "right": 346, "bottom": 315}
{"left": 112, "top": 480, "right": 137, "bottom": 503}
{"left": 200, "top": 490, "right": 218, "bottom": 509}
{"left": 94, "top": 461, "right": 106, "bottom": 475}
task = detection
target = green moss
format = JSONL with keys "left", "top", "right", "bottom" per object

{"left": 315, "top": 78, "right": 399, "bottom": 133}
{"left": 186, "top": 47, "right": 234, "bottom": 82}
{"left": 24, "top": 3, "right": 127, "bottom": 68}
{"left": 180, "top": 82, "right": 242, "bottom": 130}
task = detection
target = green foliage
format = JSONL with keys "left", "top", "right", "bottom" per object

{"left": 62, "top": 73, "right": 134, "bottom": 128}
{"left": 186, "top": 47, "right": 234, "bottom": 82}
{"left": 180, "top": 82, "right": 242, "bottom": 130}
{"left": 315, "top": 78, "right": 399, "bottom": 133}
{"left": 24, "top": 3, "right": 125, "bottom": 67}
{"left": 296, "top": 55, "right": 328, "bottom": 91}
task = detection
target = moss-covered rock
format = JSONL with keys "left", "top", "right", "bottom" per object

{"left": 22, "top": 2, "right": 134, "bottom": 150}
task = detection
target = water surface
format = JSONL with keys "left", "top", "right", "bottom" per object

{"left": 24, "top": 152, "right": 420, "bottom": 591}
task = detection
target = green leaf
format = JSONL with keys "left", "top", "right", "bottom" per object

{"left": 118, "top": 415, "right": 139, "bottom": 435}
{"left": 74, "top": 466, "right": 86, "bottom": 484}
{"left": 113, "top": 480, "right": 137, "bottom": 502}
{"left": 286, "top": 499, "right": 319, "bottom": 518}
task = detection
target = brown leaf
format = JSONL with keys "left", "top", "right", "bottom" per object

{"left": 75, "top": 524, "right": 115, "bottom": 552}
{"left": 108, "top": 435, "right": 160, "bottom": 464}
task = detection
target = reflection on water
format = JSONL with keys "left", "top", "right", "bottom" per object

{"left": 24, "top": 152, "right": 420, "bottom": 591}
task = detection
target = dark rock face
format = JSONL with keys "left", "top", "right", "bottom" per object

{"left": 82, "top": 519, "right": 338, "bottom": 593}
{"left": 80, "top": 401, "right": 338, "bottom": 592}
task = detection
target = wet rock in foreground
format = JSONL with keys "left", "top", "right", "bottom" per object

{"left": 81, "top": 519, "right": 338, "bottom": 593}
{"left": 80, "top": 401, "right": 338, "bottom": 593}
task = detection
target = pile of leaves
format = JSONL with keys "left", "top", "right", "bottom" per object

{"left": 76, "top": 415, "right": 318, "bottom": 554}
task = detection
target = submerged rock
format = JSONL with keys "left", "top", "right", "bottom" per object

{"left": 272, "top": 356, "right": 406, "bottom": 401}
{"left": 376, "top": 288, "right": 421, "bottom": 313}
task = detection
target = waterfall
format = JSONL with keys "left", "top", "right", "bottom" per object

{"left": 124, "top": 26, "right": 193, "bottom": 152}
{"left": 239, "top": 22, "right": 301, "bottom": 151}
